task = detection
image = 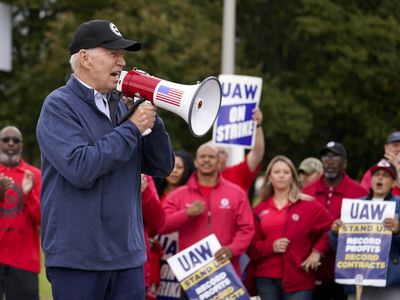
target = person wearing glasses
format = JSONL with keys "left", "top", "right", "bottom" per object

{"left": 302, "top": 141, "right": 367, "bottom": 300}
{"left": 0, "top": 126, "right": 41, "bottom": 300}
{"left": 36, "top": 20, "right": 174, "bottom": 299}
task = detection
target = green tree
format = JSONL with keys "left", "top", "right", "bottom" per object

{"left": 2, "top": 0, "right": 400, "bottom": 179}
{"left": 0, "top": 0, "right": 223, "bottom": 165}
{"left": 237, "top": 0, "right": 400, "bottom": 178}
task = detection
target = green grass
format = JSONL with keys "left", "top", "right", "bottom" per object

{"left": 39, "top": 250, "right": 53, "bottom": 300}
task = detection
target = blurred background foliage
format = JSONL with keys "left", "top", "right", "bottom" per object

{"left": 1, "top": 0, "right": 400, "bottom": 179}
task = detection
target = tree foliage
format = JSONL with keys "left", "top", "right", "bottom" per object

{"left": 237, "top": 0, "right": 400, "bottom": 177}
{"left": 1, "top": 0, "right": 400, "bottom": 179}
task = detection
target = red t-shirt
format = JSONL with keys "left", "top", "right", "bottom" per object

{"left": 254, "top": 197, "right": 290, "bottom": 278}
{"left": 0, "top": 160, "right": 41, "bottom": 273}
{"left": 222, "top": 155, "right": 261, "bottom": 192}
{"left": 196, "top": 184, "right": 214, "bottom": 199}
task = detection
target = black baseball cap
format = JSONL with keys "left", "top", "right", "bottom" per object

{"left": 69, "top": 20, "right": 141, "bottom": 55}
{"left": 319, "top": 141, "right": 347, "bottom": 159}
{"left": 370, "top": 159, "right": 397, "bottom": 180}
{"left": 386, "top": 131, "right": 400, "bottom": 144}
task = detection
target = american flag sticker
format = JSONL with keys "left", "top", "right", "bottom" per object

{"left": 155, "top": 85, "right": 183, "bottom": 107}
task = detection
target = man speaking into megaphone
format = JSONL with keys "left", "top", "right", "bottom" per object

{"left": 36, "top": 20, "right": 175, "bottom": 300}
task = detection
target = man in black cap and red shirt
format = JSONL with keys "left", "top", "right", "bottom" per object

{"left": 36, "top": 20, "right": 175, "bottom": 299}
{"left": 360, "top": 131, "right": 400, "bottom": 194}
{"left": 302, "top": 141, "right": 368, "bottom": 300}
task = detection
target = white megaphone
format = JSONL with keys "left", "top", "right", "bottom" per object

{"left": 115, "top": 69, "right": 222, "bottom": 137}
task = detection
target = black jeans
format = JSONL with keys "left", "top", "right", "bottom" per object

{"left": 313, "top": 280, "right": 347, "bottom": 300}
{"left": 0, "top": 264, "right": 39, "bottom": 300}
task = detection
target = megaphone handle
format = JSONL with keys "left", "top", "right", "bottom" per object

{"left": 117, "top": 98, "right": 153, "bottom": 136}
{"left": 139, "top": 100, "right": 153, "bottom": 136}
{"left": 116, "top": 98, "right": 146, "bottom": 126}
{"left": 141, "top": 128, "right": 152, "bottom": 136}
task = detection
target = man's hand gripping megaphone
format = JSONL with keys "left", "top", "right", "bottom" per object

{"left": 116, "top": 69, "right": 154, "bottom": 136}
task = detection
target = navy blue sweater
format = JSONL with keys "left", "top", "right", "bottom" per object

{"left": 36, "top": 74, "right": 174, "bottom": 270}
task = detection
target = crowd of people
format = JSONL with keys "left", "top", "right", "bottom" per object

{"left": 1, "top": 18, "right": 400, "bottom": 300}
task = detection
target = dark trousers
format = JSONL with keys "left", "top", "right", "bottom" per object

{"left": 180, "top": 287, "right": 189, "bottom": 300}
{"left": 255, "top": 277, "right": 312, "bottom": 300}
{"left": 313, "top": 280, "right": 347, "bottom": 300}
{"left": 0, "top": 264, "right": 39, "bottom": 300}
{"left": 46, "top": 266, "right": 145, "bottom": 300}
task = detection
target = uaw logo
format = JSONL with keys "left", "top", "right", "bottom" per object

{"left": 0, "top": 185, "right": 24, "bottom": 218}
{"left": 219, "top": 198, "right": 231, "bottom": 209}
{"left": 109, "top": 23, "right": 122, "bottom": 37}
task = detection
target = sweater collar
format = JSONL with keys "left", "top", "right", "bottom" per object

{"left": 67, "top": 74, "right": 96, "bottom": 105}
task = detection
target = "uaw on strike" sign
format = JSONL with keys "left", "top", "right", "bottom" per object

{"left": 213, "top": 75, "right": 263, "bottom": 149}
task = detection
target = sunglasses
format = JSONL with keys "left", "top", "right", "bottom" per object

{"left": 1, "top": 137, "right": 22, "bottom": 144}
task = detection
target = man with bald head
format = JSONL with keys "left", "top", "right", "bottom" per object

{"left": 0, "top": 126, "right": 41, "bottom": 300}
{"left": 160, "top": 142, "right": 255, "bottom": 299}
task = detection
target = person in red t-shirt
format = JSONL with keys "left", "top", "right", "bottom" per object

{"left": 217, "top": 107, "right": 265, "bottom": 193}
{"left": 360, "top": 131, "right": 400, "bottom": 194}
{"left": 302, "top": 141, "right": 368, "bottom": 300}
{"left": 0, "top": 126, "right": 41, "bottom": 300}
{"left": 161, "top": 143, "right": 255, "bottom": 300}
{"left": 247, "top": 155, "right": 332, "bottom": 300}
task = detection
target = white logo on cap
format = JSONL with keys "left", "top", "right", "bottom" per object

{"left": 378, "top": 159, "right": 390, "bottom": 167}
{"left": 327, "top": 141, "right": 335, "bottom": 148}
{"left": 109, "top": 23, "right": 122, "bottom": 37}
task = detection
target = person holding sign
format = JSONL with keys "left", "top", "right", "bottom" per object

{"left": 330, "top": 159, "right": 400, "bottom": 300}
{"left": 247, "top": 155, "right": 333, "bottom": 300}
{"left": 160, "top": 142, "right": 255, "bottom": 299}
{"left": 217, "top": 107, "right": 265, "bottom": 193}
{"left": 302, "top": 141, "right": 367, "bottom": 300}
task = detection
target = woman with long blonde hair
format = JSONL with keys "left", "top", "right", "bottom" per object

{"left": 248, "top": 155, "right": 333, "bottom": 300}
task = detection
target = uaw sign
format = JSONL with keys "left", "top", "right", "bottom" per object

{"left": 156, "top": 232, "right": 181, "bottom": 299}
{"left": 335, "top": 199, "right": 396, "bottom": 287}
{"left": 212, "top": 75, "right": 263, "bottom": 149}
{"left": 167, "top": 234, "right": 250, "bottom": 300}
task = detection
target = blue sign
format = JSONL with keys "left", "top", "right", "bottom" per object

{"left": 213, "top": 75, "right": 263, "bottom": 149}
{"left": 335, "top": 199, "right": 396, "bottom": 287}
{"left": 167, "top": 235, "right": 251, "bottom": 300}
{"left": 157, "top": 232, "right": 181, "bottom": 299}
{"left": 214, "top": 103, "right": 257, "bottom": 146}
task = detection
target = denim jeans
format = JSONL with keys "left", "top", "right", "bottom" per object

{"left": 255, "top": 277, "right": 312, "bottom": 300}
